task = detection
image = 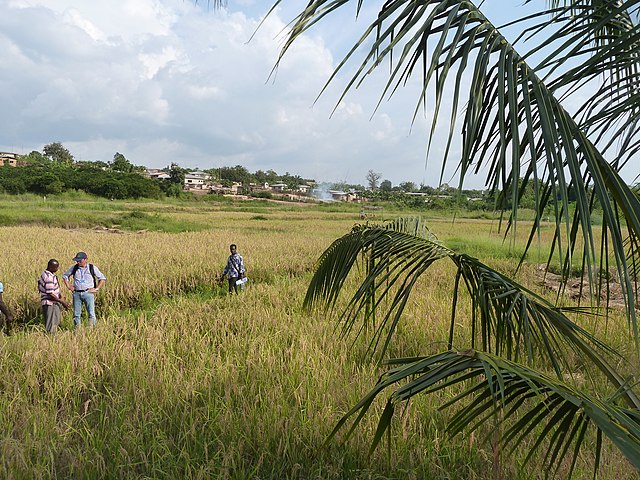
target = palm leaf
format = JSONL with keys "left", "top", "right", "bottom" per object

{"left": 328, "top": 350, "right": 640, "bottom": 477}
{"left": 305, "top": 218, "right": 640, "bottom": 407}
{"left": 276, "top": 0, "right": 640, "bottom": 336}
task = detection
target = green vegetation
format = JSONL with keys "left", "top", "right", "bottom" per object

{"left": 0, "top": 198, "right": 635, "bottom": 479}
{"left": 275, "top": 1, "right": 640, "bottom": 478}
{"left": 0, "top": 162, "right": 162, "bottom": 199}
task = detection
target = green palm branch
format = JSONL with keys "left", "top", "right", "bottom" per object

{"left": 271, "top": 0, "right": 640, "bottom": 475}
{"left": 327, "top": 350, "right": 640, "bottom": 478}
{"left": 305, "top": 219, "right": 640, "bottom": 408}
{"left": 276, "top": 0, "right": 640, "bottom": 331}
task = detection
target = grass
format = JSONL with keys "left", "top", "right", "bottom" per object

{"left": 0, "top": 196, "right": 636, "bottom": 479}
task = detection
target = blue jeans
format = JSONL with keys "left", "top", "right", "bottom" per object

{"left": 73, "top": 291, "right": 96, "bottom": 328}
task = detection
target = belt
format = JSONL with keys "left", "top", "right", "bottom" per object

{"left": 75, "top": 289, "right": 88, "bottom": 293}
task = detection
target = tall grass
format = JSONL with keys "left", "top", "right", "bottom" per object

{"left": 0, "top": 201, "right": 636, "bottom": 479}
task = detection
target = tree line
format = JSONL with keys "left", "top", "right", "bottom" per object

{"left": 0, "top": 143, "right": 316, "bottom": 200}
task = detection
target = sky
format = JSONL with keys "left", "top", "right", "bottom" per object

{"left": 0, "top": 0, "right": 612, "bottom": 189}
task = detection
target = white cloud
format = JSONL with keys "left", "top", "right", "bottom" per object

{"left": 0, "top": 0, "right": 487, "bottom": 187}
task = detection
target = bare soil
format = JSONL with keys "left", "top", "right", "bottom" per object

{"left": 534, "top": 264, "right": 637, "bottom": 310}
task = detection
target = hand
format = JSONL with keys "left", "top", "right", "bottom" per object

{"left": 89, "top": 287, "right": 98, "bottom": 293}
{"left": 61, "top": 302, "right": 70, "bottom": 310}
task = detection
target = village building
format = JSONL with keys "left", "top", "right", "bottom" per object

{"left": 0, "top": 152, "right": 19, "bottom": 167}
{"left": 184, "top": 171, "right": 212, "bottom": 191}
{"left": 271, "top": 183, "right": 288, "bottom": 192}
{"left": 145, "top": 169, "right": 170, "bottom": 180}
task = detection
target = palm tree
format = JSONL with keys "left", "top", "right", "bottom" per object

{"left": 271, "top": 0, "right": 640, "bottom": 476}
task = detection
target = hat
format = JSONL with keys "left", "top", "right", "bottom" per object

{"left": 73, "top": 251, "right": 88, "bottom": 262}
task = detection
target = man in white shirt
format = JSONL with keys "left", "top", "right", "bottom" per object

{"left": 62, "top": 252, "right": 106, "bottom": 329}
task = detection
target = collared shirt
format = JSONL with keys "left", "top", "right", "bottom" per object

{"left": 62, "top": 264, "right": 106, "bottom": 291}
{"left": 38, "top": 270, "right": 61, "bottom": 306}
{"left": 222, "top": 253, "right": 244, "bottom": 279}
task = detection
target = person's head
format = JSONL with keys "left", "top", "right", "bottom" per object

{"left": 47, "top": 259, "right": 59, "bottom": 273}
{"left": 230, "top": 244, "right": 237, "bottom": 255}
{"left": 72, "top": 251, "right": 88, "bottom": 267}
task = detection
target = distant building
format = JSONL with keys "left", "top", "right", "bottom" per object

{"left": 184, "top": 171, "right": 212, "bottom": 191}
{"left": 231, "top": 182, "right": 243, "bottom": 194}
{"left": 271, "top": 183, "right": 288, "bottom": 192}
{"left": 145, "top": 169, "right": 169, "bottom": 179}
{"left": 329, "top": 190, "right": 348, "bottom": 201}
{"left": 0, "top": 152, "right": 19, "bottom": 167}
{"left": 326, "top": 190, "right": 361, "bottom": 202}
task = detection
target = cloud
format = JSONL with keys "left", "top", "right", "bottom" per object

{"left": 0, "top": 0, "right": 472, "bottom": 186}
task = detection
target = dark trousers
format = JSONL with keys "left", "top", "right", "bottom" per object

{"left": 228, "top": 277, "right": 239, "bottom": 294}
{"left": 0, "top": 317, "right": 11, "bottom": 335}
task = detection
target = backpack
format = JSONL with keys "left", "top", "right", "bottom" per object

{"left": 71, "top": 263, "right": 98, "bottom": 288}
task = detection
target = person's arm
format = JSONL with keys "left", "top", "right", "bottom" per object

{"left": 221, "top": 258, "right": 230, "bottom": 280}
{"left": 61, "top": 266, "right": 75, "bottom": 291}
{"left": 46, "top": 293, "right": 70, "bottom": 309}
{"left": 89, "top": 279, "right": 105, "bottom": 294}
{"left": 89, "top": 265, "right": 106, "bottom": 293}
{"left": 0, "top": 293, "right": 13, "bottom": 323}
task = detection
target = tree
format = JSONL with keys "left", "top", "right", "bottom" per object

{"left": 398, "top": 181, "right": 416, "bottom": 192}
{"left": 110, "top": 152, "right": 135, "bottom": 173}
{"left": 20, "top": 151, "right": 49, "bottom": 166}
{"left": 43, "top": 142, "right": 74, "bottom": 164}
{"left": 276, "top": 0, "right": 640, "bottom": 476}
{"left": 158, "top": 163, "right": 186, "bottom": 197}
{"left": 379, "top": 179, "right": 392, "bottom": 192}
{"left": 365, "top": 170, "right": 381, "bottom": 191}
{"left": 167, "top": 163, "right": 185, "bottom": 186}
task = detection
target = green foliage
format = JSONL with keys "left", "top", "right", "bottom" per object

{"left": 111, "top": 210, "right": 209, "bottom": 233}
{"left": 167, "top": 162, "right": 186, "bottom": 185}
{"left": 43, "top": 142, "right": 74, "bottom": 164}
{"left": 109, "top": 152, "right": 136, "bottom": 173}
{"left": 398, "top": 181, "right": 416, "bottom": 192}
{"left": 250, "top": 191, "right": 273, "bottom": 199}
{"left": 0, "top": 163, "right": 162, "bottom": 200}
{"left": 305, "top": 219, "right": 640, "bottom": 476}
{"left": 218, "top": 164, "right": 251, "bottom": 184}
{"left": 210, "top": 165, "right": 314, "bottom": 190}
{"left": 277, "top": 0, "right": 640, "bottom": 475}
{"left": 20, "top": 151, "right": 49, "bottom": 166}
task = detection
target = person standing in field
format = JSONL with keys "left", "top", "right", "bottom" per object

{"left": 38, "top": 259, "right": 70, "bottom": 334}
{"left": 62, "top": 252, "right": 106, "bottom": 329}
{"left": 0, "top": 280, "right": 14, "bottom": 335}
{"left": 220, "top": 244, "right": 245, "bottom": 294}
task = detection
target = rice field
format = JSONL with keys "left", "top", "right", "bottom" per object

{"left": 0, "top": 197, "right": 637, "bottom": 479}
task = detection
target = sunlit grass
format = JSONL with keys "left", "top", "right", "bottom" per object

{"left": 0, "top": 198, "right": 636, "bottom": 479}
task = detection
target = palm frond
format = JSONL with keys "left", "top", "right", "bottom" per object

{"left": 453, "top": 252, "right": 640, "bottom": 409}
{"left": 277, "top": 0, "right": 640, "bottom": 336}
{"left": 305, "top": 219, "right": 640, "bottom": 407}
{"left": 328, "top": 350, "right": 640, "bottom": 477}
{"left": 305, "top": 218, "right": 451, "bottom": 356}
